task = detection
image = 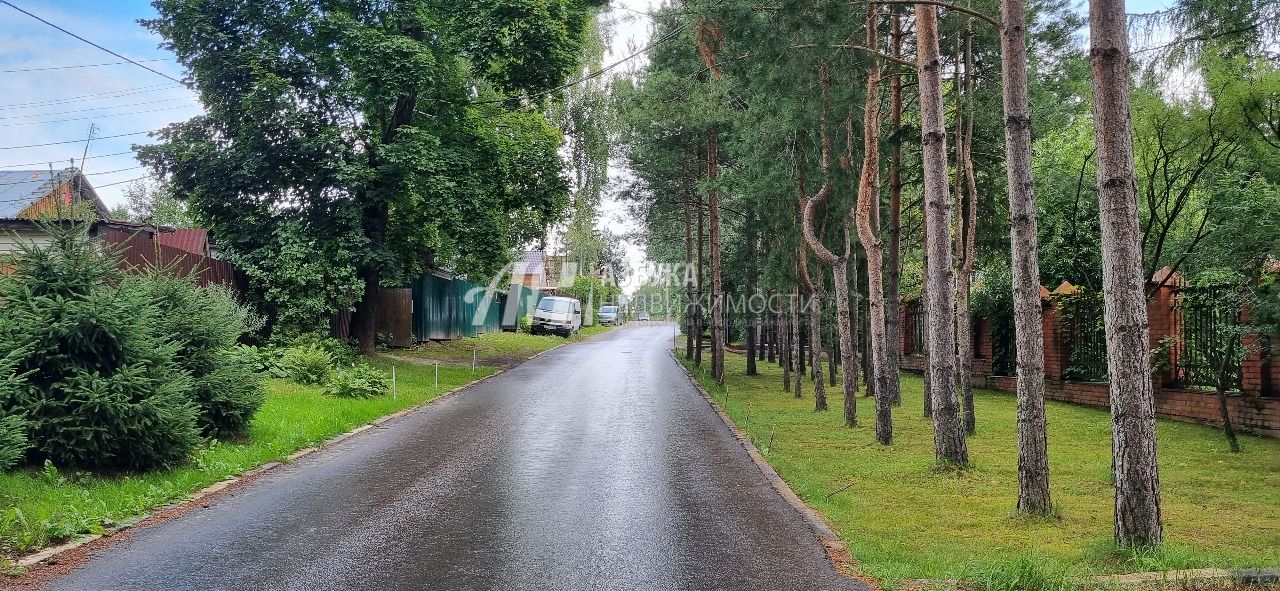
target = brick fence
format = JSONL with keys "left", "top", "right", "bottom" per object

{"left": 899, "top": 269, "right": 1280, "bottom": 438}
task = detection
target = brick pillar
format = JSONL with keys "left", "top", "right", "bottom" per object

{"left": 1241, "top": 305, "right": 1264, "bottom": 395}
{"left": 1146, "top": 269, "right": 1182, "bottom": 387}
{"left": 1042, "top": 297, "right": 1065, "bottom": 382}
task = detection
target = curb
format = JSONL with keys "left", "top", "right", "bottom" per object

{"left": 13, "top": 364, "right": 512, "bottom": 571}
{"left": 666, "top": 349, "right": 875, "bottom": 590}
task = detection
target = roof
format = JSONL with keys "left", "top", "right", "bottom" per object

{"left": 156, "top": 228, "right": 209, "bottom": 256}
{"left": 515, "top": 250, "right": 546, "bottom": 275}
{"left": 0, "top": 168, "right": 107, "bottom": 219}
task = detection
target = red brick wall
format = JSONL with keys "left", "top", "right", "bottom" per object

{"left": 897, "top": 279, "right": 1280, "bottom": 438}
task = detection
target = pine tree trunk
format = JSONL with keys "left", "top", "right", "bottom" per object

{"left": 956, "top": 24, "right": 978, "bottom": 436}
{"left": 800, "top": 60, "right": 859, "bottom": 422}
{"left": 835, "top": 262, "right": 859, "bottom": 426}
{"left": 798, "top": 304, "right": 807, "bottom": 377}
{"left": 1090, "top": 0, "right": 1163, "bottom": 547}
{"left": 781, "top": 306, "right": 791, "bottom": 390}
{"left": 1001, "top": 0, "right": 1052, "bottom": 515}
{"left": 800, "top": 250, "right": 827, "bottom": 410}
{"left": 828, "top": 325, "right": 838, "bottom": 387}
{"left": 684, "top": 192, "right": 695, "bottom": 360}
{"left": 747, "top": 317, "right": 758, "bottom": 375}
{"left": 885, "top": 10, "right": 905, "bottom": 408}
{"left": 695, "top": 195, "right": 705, "bottom": 368}
{"left": 855, "top": 4, "right": 894, "bottom": 445}
{"left": 915, "top": 4, "right": 969, "bottom": 466}
{"left": 767, "top": 313, "right": 776, "bottom": 363}
{"left": 791, "top": 286, "right": 803, "bottom": 398}
{"left": 709, "top": 128, "right": 725, "bottom": 385}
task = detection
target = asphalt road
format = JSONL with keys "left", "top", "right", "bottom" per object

{"left": 41, "top": 324, "right": 863, "bottom": 591}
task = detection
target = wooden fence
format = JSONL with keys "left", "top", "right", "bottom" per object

{"left": 100, "top": 228, "right": 249, "bottom": 298}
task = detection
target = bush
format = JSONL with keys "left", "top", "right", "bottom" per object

{"left": 275, "top": 332, "right": 358, "bottom": 366}
{"left": 225, "top": 344, "right": 286, "bottom": 378}
{"left": 0, "top": 225, "right": 199, "bottom": 471}
{"left": 278, "top": 345, "right": 333, "bottom": 385}
{"left": 0, "top": 415, "right": 28, "bottom": 472}
{"left": 323, "top": 364, "right": 389, "bottom": 398}
{"left": 131, "top": 273, "right": 266, "bottom": 439}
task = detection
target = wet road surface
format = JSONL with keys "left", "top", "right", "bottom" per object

{"left": 40, "top": 324, "right": 863, "bottom": 591}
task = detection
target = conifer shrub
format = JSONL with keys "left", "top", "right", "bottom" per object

{"left": 0, "top": 225, "right": 199, "bottom": 471}
{"left": 131, "top": 274, "right": 266, "bottom": 439}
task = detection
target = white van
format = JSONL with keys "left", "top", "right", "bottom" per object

{"left": 531, "top": 296, "right": 582, "bottom": 337}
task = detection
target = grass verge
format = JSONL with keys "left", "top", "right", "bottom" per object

{"left": 0, "top": 358, "right": 495, "bottom": 565}
{"left": 678, "top": 347, "right": 1279, "bottom": 590}
{"left": 394, "top": 324, "right": 614, "bottom": 367}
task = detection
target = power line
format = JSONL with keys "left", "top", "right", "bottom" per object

{"left": 95, "top": 174, "right": 149, "bottom": 189}
{"left": 0, "top": 150, "right": 136, "bottom": 169}
{"left": 0, "top": 1, "right": 185, "bottom": 86}
{"left": 0, "top": 85, "right": 177, "bottom": 111}
{"left": 0, "top": 58, "right": 175, "bottom": 73}
{"left": 0, "top": 165, "right": 144, "bottom": 186}
{"left": 0, "top": 129, "right": 159, "bottom": 151}
{"left": 427, "top": 22, "right": 686, "bottom": 112}
{"left": 0, "top": 104, "right": 195, "bottom": 127}
{"left": 0, "top": 97, "right": 195, "bottom": 120}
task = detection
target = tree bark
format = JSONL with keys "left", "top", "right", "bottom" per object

{"left": 684, "top": 191, "right": 695, "bottom": 360}
{"left": 885, "top": 9, "right": 905, "bottom": 408}
{"left": 1000, "top": 0, "right": 1052, "bottom": 515}
{"left": 746, "top": 318, "right": 758, "bottom": 375}
{"left": 1090, "top": 0, "right": 1163, "bottom": 547}
{"left": 915, "top": 4, "right": 969, "bottom": 466}
{"left": 695, "top": 193, "right": 705, "bottom": 368}
{"left": 781, "top": 304, "right": 792, "bottom": 390}
{"left": 800, "top": 61, "right": 860, "bottom": 423}
{"left": 791, "top": 286, "right": 803, "bottom": 398}
{"left": 828, "top": 323, "right": 838, "bottom": 387}
{"left": 709, "top": 128, "right": 725, "bottom": 385}
{"left": 955, "top": 23, "right": 977, "bottom": 436}
{"left": 855, "top": 4, "right": 894, "bottom": 445}
{"left": 800, "top": 249, "right": 828, "bottom": 410}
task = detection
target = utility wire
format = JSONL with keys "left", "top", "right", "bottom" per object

{"left": 0, "top": 58, "right": 174, "bottom": 73}
{"left": 0, "top": 96, "right": 195, "bottom": 120}
{"left": 0, "top": 104, "right": 194, "bottom": 127}
{"left": 95, "top": 174, "right": 149, "bottom": 188}
{"left": 0, "top": 84, "right": 176, "bottom": 111}
{"left": 0, "top": 129, "right": 158, "bottom": 151}
{"left": 0, "top": 150, "right": 135, "bottom": 169}
{"left": 0, "top": 165, "right": 143, "bottom": 185}
{"left": 0, "top": 1, "right": 185, "bottom": 85}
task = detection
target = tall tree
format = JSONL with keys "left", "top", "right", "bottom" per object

{"left": 854, "top": 5, "right": 894, "bottom": 445}
{"left": 1090, "top": 0, "right": 1164, "bottom": 548}
{"left": 915, "top": 4, "right": 969, "bottom": 465}
{"left": 885, "top": 10, "right": 906, "bottom": 408}
{"left": 1000, "top": 0, "right": 1053, "bottom": 515}
{"left": 802, "top": 61, "right": 861, "bottom": 427}
{"left": 142, "top": 0, "right": 596, "bottom": 348}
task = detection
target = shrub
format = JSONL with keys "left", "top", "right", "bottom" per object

{"left": 131, "top": 274, "right": 266, "bottom": 438}
{"left": 278, "top": 345, "right": 333, "bottom": 385}
{"left": 0, "top": 415, "right": 28, "bottom": 472}
{"left": 323, "top": 364, "right": 388, "bottom": 398}
{"left": 225, "top": 344, "right": 286, "bottom": 378}
{"left": 0, "top": 225, "right": 199, "bottom": 471}
{"left": 275, "top": 332, "right": 358, "bottom": 366}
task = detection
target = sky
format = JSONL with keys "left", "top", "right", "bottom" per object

{"left": 1, "top": 0, "right": 1174, "bottom": 285}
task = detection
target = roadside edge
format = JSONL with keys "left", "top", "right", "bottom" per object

{"left": 10, "top": 362, "right": 513, "bottom": 574}
{"left": 666, "top": 348, "right": 880, "bottom": 591}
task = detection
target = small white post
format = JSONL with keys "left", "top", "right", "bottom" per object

{"left": 471, "top": 348, "right": 476, "bottom": 374}
{"left": 434, "top": 362, "right": 439, "bottom": 390}
{"left": 391, "top": 365, "right": 397, "bottom": 400}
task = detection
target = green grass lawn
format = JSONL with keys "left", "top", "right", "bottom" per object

{"left": 680, "top": 348, "right": 1280, "bottom": 590}
{"left": 0, "top": 358, "right": 495, "bottom": 564}
{"left": 395, "top": 324, "right": 614, "bottom": 367}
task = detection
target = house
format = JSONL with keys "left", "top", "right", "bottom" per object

{"left": 0, "top": 168, "right": 110, "bottom": 253}
{"left": 513, "top": 250, "right": 570, "bottom": 292}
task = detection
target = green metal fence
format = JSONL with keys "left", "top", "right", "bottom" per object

{"left": 411, "top": 272, "right": 540, "bottom": 341}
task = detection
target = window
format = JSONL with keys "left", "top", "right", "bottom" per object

{"left": 600, "top": 306, "right": 617, "bottom": 314}
{"left": 537, "top": 299, "right": 571, "bottom": 313}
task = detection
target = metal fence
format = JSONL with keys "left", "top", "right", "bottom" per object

{"left": 411, "top": 272, "right": 540, "bottom": 341}
{"left": 1172, "top": 286, "right": 1243, "bottom": 390}
{"left": 1062, "top": 292, "right": 1108, "bottom": 382}
{"left": 100, "top": 228, "right": 249, "bottom": 298}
